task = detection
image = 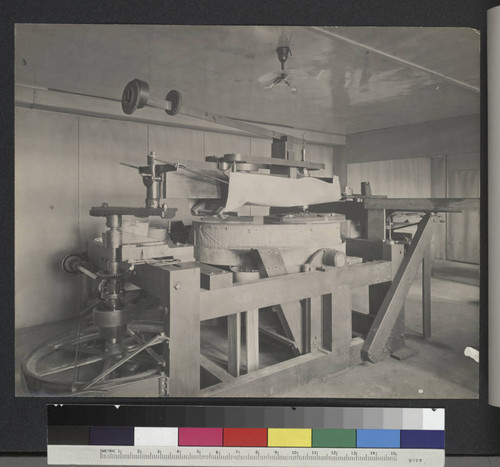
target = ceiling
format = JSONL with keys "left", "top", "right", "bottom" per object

{"left": 15, "top": 25, "right": 480, "bottom": 136}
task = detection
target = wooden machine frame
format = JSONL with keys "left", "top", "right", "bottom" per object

{"left": 94, "top": 196, "right": 474, "bottom": 398}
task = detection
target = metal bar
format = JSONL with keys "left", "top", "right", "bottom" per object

{"left": 38, "top": 355, "right": 106, "bottom": 377}
{"left": 422, "top": 246, "right": 432, "bottom": 338}
{"left": 198, "top": 261, "right": 392, "bottom": 320}
{"left": 259, "top": 327, "right": 296, "bottom": 348}
{"left": 206, "top": 154, "right": 325, "bottom": 170}
{"left": 119, "top": 161, "right": 141, "bottom": 170}
{"left": 81, "top": 333, "right": 166, "bottom": 390}
{"left": 154, "top": 158, "right": 229, "bottom": 184}
{"left": 89, "top": 206, "right": 177, "bottom": 218}
{"left": 363, "top": 197, "right": 480, "bottom": 212}
{"left": 76, "top": 265, "right": 98, "bottom": 281}
{"left": 309, "top": 27, "right": 480, "bottom": 93}
{"left": 16, "top": 85, "right": 345, "bottom": 145}
{"left": 180, "top": 105, "right": 285, "bottom": 140}
{"left": 140, "top": 94, "right": 285, "bottom": 140}
{"left": 362, "top": 215, "right": 436, "bottom": 363}
{"left": 15, "top": 82, "right": 124, "bottom": 102}
{"left": 126, "top": 327, "right": 165, "bottom": 365}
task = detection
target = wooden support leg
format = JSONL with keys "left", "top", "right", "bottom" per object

{"left": 245, "top": 310, "right": 259, "bottom": 372}
{"left": 164, "top": 263, "right": 201, "bottom": 396}
{"left": 310, "top": 296, "right": 322, "bottom": 352}
{"left": 322, "top": 294, "right": 333, "bottom": 351}
{"left": 227, "top": 313, "right": 241, "bottom": 377}
{"left": 369, "top": 243, "right": 406, "bottom": 356}
{"left": 321, "top": 290, "right": 351, "bottom": 359}
{"left": 332, "top": 286, "right": 352, "bottom": 365}
{"left": 422, "top": 246, "right": 432, "bottom": 338}
{"left": 362, "top": 215, "right": 435, "bottom": 363}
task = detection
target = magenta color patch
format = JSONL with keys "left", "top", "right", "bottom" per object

{"left": 178, "top": 428, "right": 223, "bottom": 446}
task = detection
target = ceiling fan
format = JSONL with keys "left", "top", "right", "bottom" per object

{"left": 257, "top": 33, "right": 308, "bottom": 94}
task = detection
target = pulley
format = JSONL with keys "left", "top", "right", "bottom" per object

{"left": 121, "top": 79, "right": 182, "bottom": 116}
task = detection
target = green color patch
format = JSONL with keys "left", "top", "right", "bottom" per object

{"left": 312, "top": 429, "right": 356, "bottom": 448}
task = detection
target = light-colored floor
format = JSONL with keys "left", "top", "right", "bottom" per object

{"left": 280, "top": 260, "right": 479, "bottom": 398}
{"left": 15, "top": 259, "right": 480, "bottom": 399}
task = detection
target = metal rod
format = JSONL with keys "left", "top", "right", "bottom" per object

{"left": 16, "top": 82, "right": 301, "bottom": 141}
{"left": 81, "top": 333, "right": 167, "bottom": 390}
{"left": 119, "top": 161, "right": 141, "bottom": 170}
{"left": 310, "top": 27, "right": 480, "bottom": 94}
{"left": 39, "top": 355, "right": 106, "bottom": 377}
{"left": 76, "top": 265, "right": 98, "bottom": 281}
{"left": 15, "top": 82, "right": 124, "bottom": 102}
{"left": 154, "top": 158, "right": 229, "bottom": 184}
{"left": 143, "top": 94, "right": 285, "bottom": 139}
{"left": 126, "top": 327, "right": 165, "bottom": 365}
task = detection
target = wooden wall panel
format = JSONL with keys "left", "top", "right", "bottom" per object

{"left": 16, "top": 107, "right": 339, "bottom": 328}
{"left": 15, "top": 108, "right": 80, "bottom": 328}
{"left": 250, "top": 137, "right": 272, "bottom": 157}
{"left": 346, "top": 114, "right": 479, "bottom": 163}
{"left": 308, "top": 144, "right": 334, "bottom": 179}
{"left": 447, "top": 168, "right": 480, "bottom": 263}
{"left": 204, "top": 132, "right": 251, "bottom": 157}
{"left": 78, "top": 117, "right": 149, "bottom": 248}
{"left": 347, "top": 158, "right": 431, "bottom": 198}
{"left": 149, "top": 125, "right": 204, "bottom": 162}
{"left": 430, "top": 156, "right": 447, "bottom": 260}
{"left": 333, "top": 146, "right": 348, "bottom": 188}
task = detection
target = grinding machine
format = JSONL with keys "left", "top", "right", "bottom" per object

{"left": 21, "top": 80, "right": 480, "bottom": 397}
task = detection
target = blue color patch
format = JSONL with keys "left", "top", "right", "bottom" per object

{"left": 89, "top": 426, "right": 134, "bottom": 446}
{"left": 400, "top": 430, "right": 445, "bottom": 449}
{"left": 356, "top": 429, "right": 400, "bottom": 448}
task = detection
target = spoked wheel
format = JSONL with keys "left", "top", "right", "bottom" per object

{"left": 22, "top": 321, "right": 166, "bottom": 396}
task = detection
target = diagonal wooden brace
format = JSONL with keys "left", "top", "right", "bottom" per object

{"left": 252, "top": 248, "right": 303, "bottom": 355}
{"left": 362, "top": 214, "right": 436, "bottom": 363}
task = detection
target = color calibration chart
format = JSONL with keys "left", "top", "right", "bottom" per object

{"left": 47, "top": 405, "right": 445, "bottom": 466}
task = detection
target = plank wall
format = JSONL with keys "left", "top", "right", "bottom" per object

{"left": 15, "top": 106, "right": 335, "bottom": 328}
{"left": 344, "top": 114, "right": 480, "bottom": 263}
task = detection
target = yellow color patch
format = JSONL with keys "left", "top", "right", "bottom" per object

{"left": 267, "top": 429, "right": 312, "bottom": 447}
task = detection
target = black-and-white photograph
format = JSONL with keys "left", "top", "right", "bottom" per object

{"left": 14, "top": 25, "right": 480, "bottom": 398}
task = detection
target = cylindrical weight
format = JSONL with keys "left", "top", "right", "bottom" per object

{"left": 121, "top": 79, "right": 150, "bottom": 115}
{"left": 323, "top": 249, "right": 347, "bottom": 268}
{"left": 166, "top": 90, "right": 182, "bottom": 115}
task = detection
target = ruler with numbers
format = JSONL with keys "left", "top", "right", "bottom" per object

{"left": 48, "top": 445, "right": 444, "bottom": 466}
